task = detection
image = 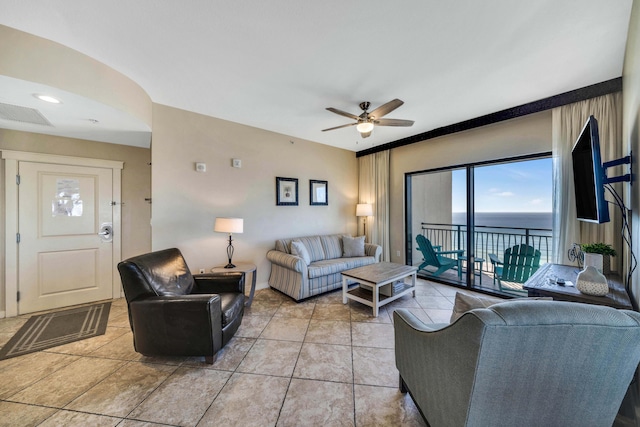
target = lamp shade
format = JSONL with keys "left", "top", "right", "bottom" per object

{"left": 214, "top": 217, "right": 243, "bottom": 234}
{"left": 356, "top": 122, "right": 374, "bottom": 133}
{"left": 356, "top": 204, "right": 373, "bottom": 217}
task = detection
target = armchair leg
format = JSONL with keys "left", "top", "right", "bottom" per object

{"left": 205, "top": 354, "right": 217, "bottom": 365}
{"left": 399, "top": 374, "right": 408, "bottom": 393}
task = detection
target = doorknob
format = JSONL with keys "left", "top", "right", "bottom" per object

{"left": 98, "top": 223, "right": 113, "bottom": 242}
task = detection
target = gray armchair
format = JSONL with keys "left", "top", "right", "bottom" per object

{"left": 394, "top": 300, "right": 640, "bottom": 427}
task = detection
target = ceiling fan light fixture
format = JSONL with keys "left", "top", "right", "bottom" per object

{"left": 33, "top": 94, "right": 62, "bottom": 104}
{"left": 356, "top": 121, "right": 374, "bottom": 133}
{"left": 322, "top": 99, "right": 412, "bottom": 139}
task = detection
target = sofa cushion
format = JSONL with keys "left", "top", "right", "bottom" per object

{"left": 275, "top": 239, "right": 291, "bottom": 254}
{"left": 450, "top": 293, "right": 503, "bottom": 323}
{"left": 296, "top": 236, "right": 326, "bottom": 262}
{"left": 343, "top": 235, "right": 365, "bottom": 257}
{"left": 308, "top": 260, "right": 347, "bottom": 278}
{"left": 275, "top": 236, "right": 326, "bottom": 261}
{"left": 290, "top": 240, "right": 311, "bottom": 265}
{"left": 308, "top": 256, "right": 377, "bottom": 279}
{"left": 320, "top": 235, "right": 343, "bottom": 260}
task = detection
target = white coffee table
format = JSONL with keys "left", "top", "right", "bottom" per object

{"left": 342, "top": 262, "right": 418, "bottom": 317}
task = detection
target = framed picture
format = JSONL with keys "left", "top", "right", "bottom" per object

{"left": 310, "top": 180, "right": 328, "bottom": 205}
{"left": 276, "top": 177, "right": 298, "bottom": 206}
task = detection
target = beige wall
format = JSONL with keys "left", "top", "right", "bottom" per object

{"left": 624, "top": 0, "right": 640, "bottom": 306}
{"left": 151, "top": 104, "right": 358, "bottom": 288}
{"left": 0, "top": 129, "right": 152, "bottom": 312}
{"left": 389, "top": 111, "right": 553, "bottom": 264}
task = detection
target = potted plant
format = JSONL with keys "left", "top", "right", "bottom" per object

{"left": 581, "top": 243, "right": 616, "bottom": 275}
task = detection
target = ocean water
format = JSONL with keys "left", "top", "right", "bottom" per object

{"left": 452, "top": 212, "right": 552, "bottom": 231}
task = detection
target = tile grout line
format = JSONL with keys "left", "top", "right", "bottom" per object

{"left": 183, "top": 296, "right": 282, "bottom": 426}
{"left": 0, "top": 288, "right": 441, "bottom": 426}
{"left": 273, "top": 297, "right": 305, "bottom": 426}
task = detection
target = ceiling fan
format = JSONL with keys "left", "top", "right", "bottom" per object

{"left": 322, "top": 98, "right": 414, "bottom": 138}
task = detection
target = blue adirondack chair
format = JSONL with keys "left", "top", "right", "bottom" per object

{"left": 489, "top": 244, "right": 541, "bottom": 294}
{"left": 416, "top": 235, "right": 463, "bottom": 278}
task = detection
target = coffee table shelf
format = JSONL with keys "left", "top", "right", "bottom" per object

{"left": 345, "top": 282, "right": 414, "bottom": 302}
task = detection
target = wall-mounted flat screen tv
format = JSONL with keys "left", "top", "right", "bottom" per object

{"left": 571, "top": 115, "right": 610, "bottom": 223}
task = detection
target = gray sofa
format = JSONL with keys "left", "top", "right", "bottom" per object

{"left": 267, "top": 234, "right": 382, "bottom": 301}
{"left": 394, "top": 299, "right": 640, "bottom": 427}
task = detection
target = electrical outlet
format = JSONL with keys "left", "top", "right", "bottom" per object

{"left": 396, "top": 250, "right": 401, "bottom": 257}
{"left": 199, "top": 268, "right": 205, "bottom": 274}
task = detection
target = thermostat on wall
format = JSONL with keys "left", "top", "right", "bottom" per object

{"left": 195, "top": 162, "right": 206, "bottom": 172}
{"left": 232, "top": 159, "right": 242, "bottom": 168}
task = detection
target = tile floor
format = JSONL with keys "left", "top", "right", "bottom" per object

{"left": 0, "top": 278, "right": 475, "bottom": 427}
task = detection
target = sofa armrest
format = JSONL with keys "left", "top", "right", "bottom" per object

{"left": 129, "top": 295, "right": 223, "bottom": 355}
{"left": 193, "top": 272, "right": 245, "bottom": 294}
{"left": 267, "top": 250, "right": 306, "bottom": 272}
{"left": 365, "top": 243, "right": 382, "bottom": 261}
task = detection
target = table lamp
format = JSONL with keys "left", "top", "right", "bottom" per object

{"left": 214, "top": 217, "right": 244, "bottom": 268}
{"left": 356, "top": 203, "right": 373, "bottom": 237}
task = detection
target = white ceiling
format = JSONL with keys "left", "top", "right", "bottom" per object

{"left": 0, "top": 0, "right": 633, "bottom": 152}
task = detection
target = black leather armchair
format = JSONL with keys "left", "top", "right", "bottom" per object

{"left": 117, "top": 248, "right": 245, "bottom": 364}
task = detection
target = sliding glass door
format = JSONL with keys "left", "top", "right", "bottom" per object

{"left": 407, "top": 154, "right": 552, "bottom": 294}
{"left": 473, "top": 158, "right": 552, "bottom": 293}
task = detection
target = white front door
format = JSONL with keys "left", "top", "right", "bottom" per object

{"left": 18, "top": 162, "right": 114, "bottom": 314}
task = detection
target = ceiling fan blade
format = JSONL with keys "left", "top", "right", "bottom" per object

{"left": 360, "top": 130, "right": 372, "bottom": 138}
{"left": 326, "top": 107, "right": 360, "bottom": 121}
{"left": 368, "top": 99, "right": 404, "bottom": 119}
{"left": 374, "top": 118, "right": 414, "bottom": 127}
{"left": 322, "top": 122, "right": 357, "bottom": 132}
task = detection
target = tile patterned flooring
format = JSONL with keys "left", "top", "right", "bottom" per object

{"left": 0, "top": 279, "right": 471, "bottom": 427}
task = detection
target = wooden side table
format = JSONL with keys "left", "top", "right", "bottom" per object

{"left": 523, "top": 263, "right": 633, "bottom": 310}
{"left": 210, "top": 262, "right": 257, "bottom": 307}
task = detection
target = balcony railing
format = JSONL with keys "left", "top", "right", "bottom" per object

{"left": 419, "top": 222, "right": 553, "bottom": 274}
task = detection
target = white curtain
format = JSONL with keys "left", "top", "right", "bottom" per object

{"left": 358, "top": 150, "right": 390, "bottom": 261}
{"left": 552, "top": 92, "right": 623, "bottom": 270}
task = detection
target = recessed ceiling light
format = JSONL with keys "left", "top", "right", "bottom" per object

{"left": 33, "top": 94, "right": 62, "bottom": 104}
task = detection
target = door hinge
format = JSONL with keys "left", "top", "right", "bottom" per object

{"left": 16, "top": 233, "right": 20, "bottom": 244}
{"left": 16, "top": 174, "right": 20, "bottom": 185}
{"left": 17, "top": 291, "right": 20, "bottom": 302}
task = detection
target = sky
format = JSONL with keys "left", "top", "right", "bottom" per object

{"left": 451, "top": 157, "right": 552, "bottom": 213}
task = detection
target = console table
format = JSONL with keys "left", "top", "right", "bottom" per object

{"left": 523, "top": 263, "right": 633, "bottom": 310}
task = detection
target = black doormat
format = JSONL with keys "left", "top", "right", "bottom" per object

{"left": 0, "top": 301, "right": 111, "bottom": 360}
